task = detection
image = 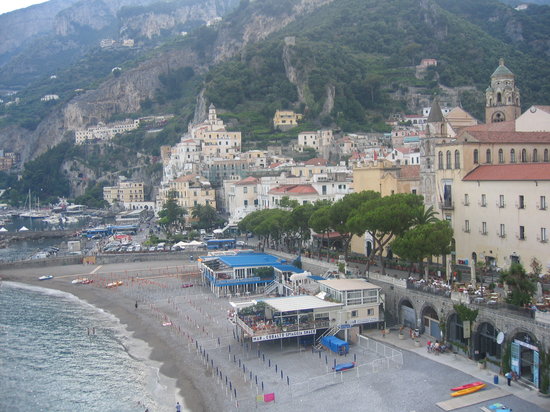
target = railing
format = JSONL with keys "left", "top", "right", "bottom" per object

{"left": 406, "top": 280, "right": 451, "bottom": 298}
{"left": 264, "top": 280, "right": 278, "bottom": 295}
{"left": 235, "top": 316, "right": 254, "bottom": 336}
{"left": 469, "top": 299, "right": 535, "bottom": 319}
{"left": 368, "top": 272, "right": 407, "bottom": 288}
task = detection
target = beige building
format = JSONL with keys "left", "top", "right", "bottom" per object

{"left": 157, "top": 174, "right": 215, "bottom": 211}
{"left": 191, "top": 104, "right": 241, "bottom": 159}
{"left": 75, "top": 119, "right": 140, "bottom": 145}
{"left": 273, "top": 110, "right": 303, "bottom": 130}
{"left": 103, "top": 180, "right": 144, "bottom": 206}
{"left": 297, "top": 130, "right": 333, "bottom": 152}
{"left": 485, "top": 58, "right": 521, "bottom": 124}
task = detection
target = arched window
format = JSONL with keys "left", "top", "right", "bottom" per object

{"left": 473, "top": 149, "right": 479, "bottom": 164}
{"left": 521, "top": 148, "right": 527, "bottom": 163}
{"left": 486, "top": 149, "right": 492, "bottom": 163}
{"left": 510, "top": 149, "right": 516, "bottom": 163}
{"left": 533, "top": 149, "right": 538, "bottom": 162}
{"left": 438, "top": 151, "right": 443, "bottom": 170}
{"left": 545, "top": 149, "right": 549, "bottom": 162}
{"left": 446, "top": 151, "right": 452, "bottom": 169}
{"left": 498, "top": 149, "right": 504, "bottom": 163}
{"left": 497, "top": 92, "right": 502, "bottom": 103}
{"left": 454, "top": 150, "right": 460, "bottom": 169}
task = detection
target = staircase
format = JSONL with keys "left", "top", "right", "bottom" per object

{"left": 313, "top": 325, "right": 341, "bottom": 350}
{"left": 264, "top": 281, "right": 279, "bottom": 295}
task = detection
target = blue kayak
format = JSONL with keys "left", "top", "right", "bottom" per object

{"left": 333, "top": 362, "right": 355, "bottom": 372}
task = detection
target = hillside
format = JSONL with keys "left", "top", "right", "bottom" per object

{"left": 2, "top": 0, "right": 550, "bottom": 205}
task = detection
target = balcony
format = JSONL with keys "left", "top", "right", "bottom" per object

{"left": 440, "top": 200, "right": 454, "bottom": 210}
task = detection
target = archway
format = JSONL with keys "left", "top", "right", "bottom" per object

{"left": 474, "top": 321, "right": 501, "bottom": 361}
{"left": 510, "top": 331, "right": 540, "bottom": 387}
{"left": 421, "top": 305, "right": 440, "bottom": 338}
{"left": 399, "top": 299, "right": 416, "bottom": 329}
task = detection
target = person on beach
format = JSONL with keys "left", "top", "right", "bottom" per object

{"left": 135, "top": 301, "right": 138, "bottom": 309}
{"left": 176, "top": 401, "right": 181, "bottom": 412}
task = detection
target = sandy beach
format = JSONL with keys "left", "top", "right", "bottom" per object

{"left": 3, "top": 259, "right": 549, "bottom": 412}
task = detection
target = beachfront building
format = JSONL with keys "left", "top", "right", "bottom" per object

{"left": 317, "top": 279, "right": 383, "bottom": 331}
{"left": 234, "top": 295, "right": 343, "bottom": 344}
{"left": 199, "top": 251, "right": 303, "bottom": 297}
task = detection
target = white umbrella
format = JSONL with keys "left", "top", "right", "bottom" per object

{"left": 19, "top": 226, "right": 29, "bottom": 231}
{"left": 0, "top": 227, "right": 7, "bottom": 232}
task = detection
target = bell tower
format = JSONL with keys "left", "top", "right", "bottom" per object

{"left": 485, "top": 58, "right": 521, "bottom": 123}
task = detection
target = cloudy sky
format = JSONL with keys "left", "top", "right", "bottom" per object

{"left": 0, "top": 0, "right": 49, "bottom": 15}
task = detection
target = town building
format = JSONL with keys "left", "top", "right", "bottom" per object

{"left": 156, "top": 174, "right": 215, "bottom": 211}
{"left": 273, "top": 110, "right": 303, "bottom": 130}
{"left": 75, "top": 119, "right": 140, "bottom": 145}
{"left": 103, "top": 179, "right": 145, "bottom": 208}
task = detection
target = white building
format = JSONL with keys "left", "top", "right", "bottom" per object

{"left": 75, "top": 119, "right": 140, "bottom": 145}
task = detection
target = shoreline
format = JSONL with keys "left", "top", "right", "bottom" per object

{"left": 0, "top": 260, "right": 219, "bottom": 412}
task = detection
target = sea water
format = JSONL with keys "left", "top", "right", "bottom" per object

{"left": 0, "top": 282, "right": 180, "bottom": 412}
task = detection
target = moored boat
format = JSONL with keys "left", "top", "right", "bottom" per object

{"left": 38, "top": 275, "right": 53, "bottom": 281}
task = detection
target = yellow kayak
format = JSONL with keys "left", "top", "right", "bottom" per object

{"left": 451, "top": 383, "right": 486, "bottom": 397}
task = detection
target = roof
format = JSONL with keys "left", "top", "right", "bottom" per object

{"left": 269, "top": 184, "right": 318, "bottom": 195}
{"left": 273, "top": 264, "right": 305, "bottom": 273}
{"left": 491, "top": 59, "right": 514, "bottom": 77}
{"left": 312, "top": 231, "right": 342, "bottom": 239}
{"left": 174, "top": 174, "right": 199, "bottom": 182}
{"left": 217, "top": 252, "right": 283, "bottom": 267}
{"left": 236, "top": 176, "right": 259, "bottom": 185}
{"left": 262, "top": 295, "right": 343, "bottom": 313}
{"left": 427, "top": 99, "right": 444, "bottom": 123}
{"left": 318, "top": 279, "right": 380, "bottom": 291}
{"left": 463, "top": 164, "right": 550, "bottom": 181}
{"left": 534, "top": 106, "right": 550, "bottom": 115}
{"left": 268, "top": 162, "right": 282, "bottom": 169}
{"left": 304, "top": 157, "right": 328, "bottom": 166}
{"left": 461, "top": 129, "right": 550, "bottom": 144}
{"left": 399, "top": 165, "right": 420, "bottom": 179}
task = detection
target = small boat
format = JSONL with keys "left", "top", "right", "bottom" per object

{"left": 451, "top": 383, "right": 486, "bottom": 397}
{"left": 72, "top": 277, "right": 92, "bottom": 285}
{"left": 488, "top": 403, "right": 511, "bottom": 411}
{"left": 106, "top": 281, "right": 123, "bottom": 288}
{"left": 451, "top": 381, "right": 484, "bottom": 391}
{"left": 162, "top": 321, "right": 172, "bottom": 327}
{"left": 333, "top": 362, "right": 355, "bottom": 372}
{"left": 38, "top": 275, "right": 53, "bottom": 281}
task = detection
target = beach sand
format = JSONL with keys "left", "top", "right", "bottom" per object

{"left": 0, "top": 259, "right": 220, "bottom": 412}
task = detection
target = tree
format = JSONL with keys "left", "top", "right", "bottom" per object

{"left": 279, "top": 196, "right": 299, "bottom": 209}
{"left": 349, "top": 193, "right": 423, "bottom": 274}
{"left": 391, "top": 220, "right": 453, "bottom": 277}
{"left": 500, "top": 263, "right": 536, "bottom": 307}
{"left": 453, "top": 303, "right": 478, "bottom": 358}
{"left": 309, "top": 205, "right": 332, "bottom": 260}
{"left": 329, "top": 191, "right": 379, "bottom": 261}
{"left": 158, "top": 191, "right": 187, "bottom": 237}
{"left": 191, "top": 203, "right": 223, "bottom": 230}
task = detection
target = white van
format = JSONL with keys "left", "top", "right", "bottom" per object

{"left": 156, "top": 242, "right": 166, "bottom": 251}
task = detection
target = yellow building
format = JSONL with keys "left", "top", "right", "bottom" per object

{"left": 103, "top": 180, "right": 144, "bottom": 205}
{"left": 273, "top": 110, "right": 303, "bottom": 130}
{"left": 351, "top": 161, "right": 420, "bottom": 255}
{"left": 157, "top": 174, "right": 216, "bottom": 211}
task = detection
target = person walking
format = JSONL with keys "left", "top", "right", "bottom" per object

{"left": 176, "top": 401, "right": 182, "bottom": 412}
{"left": 505, "top": 371, "right": 513, "bottom": 386}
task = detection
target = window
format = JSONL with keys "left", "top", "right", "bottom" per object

{"left": 540, "top": 196, "right": 547, "bottom": 210}
{"left": 510, "top": 149, "right": 516, "bottom": 163}
{"left": 482, "top": 222, "right": 487, "bottom": 235}
{"left": 243, "top": 186, "right": 248, "bottom": 194}
{"left": 541, "top": 228, "right": 548, "bottom": 243}
{"left": 499, "top": 224, "right": 506, "bottom": 238}
{"left": 464, "top": 193, "right": 469, "bottom": 206}
{"left": 244, "top": 200, "right": 248, "bottom": 207}
{"left": 446, "top": 151, "right": 452, "bottom": 169}
{"left": 533, "top": 149, "right": 538, "bottom": 162}
{"left": 545, "top": 149, "right": 549, "bottom": 162}
{"left": 454, "top": 150, "right": 460, "bottom": 169}
{"left": 498, "top": 149, "right": 504, "bottom": 164}
{"left": 498, "top": 195, "right": 505, "bottom": 208}
{"left": 519, "top": 226, "right": 525, "bottom": 240}
{"left": 521, "top": 148, "right": 527, "bottom": 163}
{"left": 367, "top": 309, "right": 374, "bottom": 316}
{"left": 351, "top": 310, "right": 358, "bottom": 317}
{"left": 518, "top": 195, "right": 525, "bottom": 209}
{"left": 486, "top": 149, "right": 492, "bottom": 163}
{"left": 438, "top": 151, "right": 443, "bottom": 169}
{"left": 464, "top": 220, "right": 470, "bottom": 233}
{"left": 481, "top": 194, "right": 487, "bottom": 207}
{"left": 473, "top": 149, "right": 479, "bottom": 164}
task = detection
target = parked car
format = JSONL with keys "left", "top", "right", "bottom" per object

{"left": 149, "top": 246, "right": 156, "bottom": 252}
{"left": 236, "top": 240, "right": 247, "bottom": 247}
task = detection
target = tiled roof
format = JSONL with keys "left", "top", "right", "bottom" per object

{"left": 463, "top": 164, "right": 550, "bottom": 181}
{"left": 534, "top": 106, "right": 550, "bottom": 114}
{"left": 399, "top": 165, "right": 420, "bottom": 179}
{"left": 304, "top": 157, "right": 328, "bottom": 166}
{"left": 268, "top": 162, "right": 282, "bottom": 169}
{"left": 463, "top": 130, "right": 550, "bottom": 143}
{"left": 235, "top": 176, "right": 258, "bottom": 185}
{"left": 174, "top": 174, "right": 198, "bottom": 182}
{"left": 269, "top": 184, "right": 318, "bottom": 195}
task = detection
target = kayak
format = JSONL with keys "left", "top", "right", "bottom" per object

{"left": 38, "top": 275, "right": 53, "bottom": 280}
{"left": 451, "top": 383, "right": 486, "bottom": 397}
{"left": 451, "top": 381, "right": 484, "bottom": 391}
{"left": 488, "top": 403, "right": 511, "bottom": 411}
{"left": 333, "top": 362, "right": 355, "bottom": 372}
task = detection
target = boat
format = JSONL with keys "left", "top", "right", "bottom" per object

{"left": 451, "top": 383, "right": 486, "bottom": 397}
{"left": 72, "top": 277, "right": 92, "bottom": 285}
{"left": 333, "top": 362, "right": 355, "bottom": 372}
{"left": 106, "top": 280, "right": 123, "bottom": 288}
{"left": 162, "top": 321, "right": 172, "bottom": 327}
{"left": 38, "top": 275, "right": 53, "bottom": 281}
{"left": 451, "top": 381, "right": 484, "bottom": 391}
{"left": 488, "top": 403, "right": 511, "bottom": 411}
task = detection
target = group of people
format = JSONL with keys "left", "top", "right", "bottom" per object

{"left": 426, "top": 340, "right": 449, "bottom": 354}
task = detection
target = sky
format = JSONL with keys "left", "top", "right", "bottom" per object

{"left": 0, "top": 0, "right": 49, "bottom": 15}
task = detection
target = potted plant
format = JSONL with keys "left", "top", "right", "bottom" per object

{"left": 478, "top": 358, "right": 487, "bottom": 369}
{"left": 398, "top": 326, "right": 405, "bottom": 340}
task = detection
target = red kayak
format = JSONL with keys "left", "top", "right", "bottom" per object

{"left": 451, "top": 381, "right": 484, "bottom": 391}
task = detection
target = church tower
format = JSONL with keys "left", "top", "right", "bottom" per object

{"left": 420, "top": 98, "right": 448, "bottom": 211}
{"left": 485, "top": 58, "right": 521, "bottom": 123}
